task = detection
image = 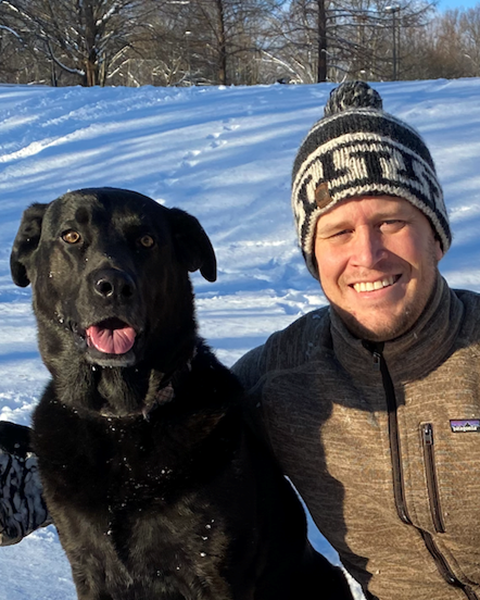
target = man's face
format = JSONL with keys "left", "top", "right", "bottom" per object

{"left": 314, "top": 195, "right": 443, "bottom": 342}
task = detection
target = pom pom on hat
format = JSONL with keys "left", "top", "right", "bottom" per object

{"left": 324, "top": 80, "right": 383, "bottom": 116}
{"left": 291, "top": 80, "right": 451, "bottom": 280}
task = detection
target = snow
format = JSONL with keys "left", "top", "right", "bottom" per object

{"left": 0, "top": 77, "right": 480, "bottom": 599}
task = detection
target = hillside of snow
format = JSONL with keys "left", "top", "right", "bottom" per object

{"left": 1, "top": 78, "right": 480, "bottom": 599}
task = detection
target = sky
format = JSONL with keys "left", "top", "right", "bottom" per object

{"left": 437, "top": 0, "right": 479, "bottom": 10}
{"left": 437, "top": 0, "right": 479, "bottom": 12}
{"left": 1, "top": 77, "right": 480, "bottom": 599}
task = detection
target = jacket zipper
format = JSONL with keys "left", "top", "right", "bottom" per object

{"left": 368, "top": 343, "right": 411, "bottom": 525}
{"left": 363, "top": 342, "right": 478, "bottom": 600}
{"left": 421, "top": 423, "right": 445, "bottom": 533}
{"left": 420, "top": 530, "right": 478, "bottom": 600}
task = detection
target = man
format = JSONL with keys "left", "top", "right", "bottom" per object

{"left": 2, "top": 81, "right": 480, "bottom": 599}
{"left": 232, "top": 81, "right": 480, "bottom": 600}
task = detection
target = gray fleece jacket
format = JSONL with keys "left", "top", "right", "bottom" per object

{"left": 233, "top": 276, "right": 480, "bottom": 600}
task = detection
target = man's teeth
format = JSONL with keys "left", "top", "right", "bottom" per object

{"left": 353, "top": 276, "right": 396, "bottom": 293}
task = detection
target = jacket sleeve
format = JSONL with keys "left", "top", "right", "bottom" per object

{"left": 231, "top": 309, "right": 328, "bottom": 454}
{"left": 231, "top": 309, "right": 326, "bottom": 389}
{"left": 231, "top": 343, "right": 268, "bottom": 392}
{"left": 231, "top": 342, "right": 279, "bottom": 454}
{"left": 0, "top": 421, "right": 52, "bottom": 546}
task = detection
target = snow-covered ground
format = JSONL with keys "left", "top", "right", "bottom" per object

{"left": 1, "top": 78, "right": 480, "bottom": 599}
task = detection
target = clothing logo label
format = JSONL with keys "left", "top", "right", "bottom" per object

{"left": 450, "top": 419, "right": 480, "bottom": 433}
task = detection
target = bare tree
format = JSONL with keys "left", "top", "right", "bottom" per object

{"left": 458, "top": 6, "right": 480, "bottom": 76}
{"left": 262, "top": 0, "right": 435, "bottom": 83}
{"left": 0, "top": 0, "right": 151, "bottom": 85}
{"left": 402, "top": 6, "right": 480, "bottom": 80}
{"left": 154, "top": 0, "right": 280, "bottom": 85}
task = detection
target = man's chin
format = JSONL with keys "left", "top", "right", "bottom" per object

{"left": 332, "top": 305, "right": 412, "bottom": 342}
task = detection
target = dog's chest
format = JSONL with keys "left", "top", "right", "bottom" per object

{"left": 34, "top": 401, "right": 238, "bottom": 599}
{"left": 33, "top": 389, "right": 241, "bottom": 526}
{"left": 36, "top": 407, "right": 202, "bottom": 508}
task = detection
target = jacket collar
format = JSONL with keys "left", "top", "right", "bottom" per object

{"left": 329, "top": 275, "right": 464, "bottom": 383}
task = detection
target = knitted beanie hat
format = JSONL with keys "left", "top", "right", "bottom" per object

{"left": 291, "top": 81, "right": 451, "bottom": 279}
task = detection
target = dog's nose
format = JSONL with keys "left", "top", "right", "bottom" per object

{"left": 93, "top": 269, "right": 136, "bottom": 301}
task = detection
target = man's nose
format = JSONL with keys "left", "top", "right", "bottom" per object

{"left": 350, "top": 227, "right": 386, "bottom": 268}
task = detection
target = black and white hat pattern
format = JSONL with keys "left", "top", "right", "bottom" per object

{"left": 291, "top": 81, "right": 451, "bottom": 279}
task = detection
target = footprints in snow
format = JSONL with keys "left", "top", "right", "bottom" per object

{"left": 181, "top": 122, "right": 239, "bottom": 168}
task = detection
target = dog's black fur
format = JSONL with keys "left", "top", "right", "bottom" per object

{"left": 10, "top": 188, "right": 353, "bottom": 600}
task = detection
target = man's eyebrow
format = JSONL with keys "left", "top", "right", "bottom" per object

{"left": 316, "top": 220, "right": 352, "bottom": 236}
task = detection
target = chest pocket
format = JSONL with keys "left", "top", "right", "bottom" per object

{"left": 414, "top": 415, "right": 480, "bottom": 585}
{"left": 420, "top": 422, "right": 445, "bottom": 533}
{"left": 431, "top": 418, "right": 480, "bottom": 532}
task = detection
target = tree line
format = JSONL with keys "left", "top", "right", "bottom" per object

{"left": 0, "top": 0, "right": 479, "bottom": 87}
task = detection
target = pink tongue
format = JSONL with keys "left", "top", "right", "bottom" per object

{"left": 86, "top": 324, "right": 136, "bottom": 355}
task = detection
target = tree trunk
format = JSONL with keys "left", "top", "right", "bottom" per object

{"left": 83, "top": 1, "right": 99, "bottom": 86}
{"left": 317, "top": 0, "right": 327, "bottom": 82}
{"left": 214, "top": 0, "right": 228, "bottom": 85}
{"left": 84, "top": 58, "right": 99, "bottom": 86}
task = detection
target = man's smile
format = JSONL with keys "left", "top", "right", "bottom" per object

{"left": 351, "top": 275, "right": 400, "bottom": 293}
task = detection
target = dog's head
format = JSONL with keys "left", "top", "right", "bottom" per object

{"left": 10, "top": 188, "right": 216, "bottom": 371}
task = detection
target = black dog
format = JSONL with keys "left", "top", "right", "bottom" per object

{"left": 9, "top": 188, "right": 353, "bottom": 600}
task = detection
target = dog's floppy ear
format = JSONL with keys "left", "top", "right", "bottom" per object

{"left": 10, "top": 203, "right": 49, "bottom": 287}
{"left": 168, "top": 208, "right": 217, "bottom": 282}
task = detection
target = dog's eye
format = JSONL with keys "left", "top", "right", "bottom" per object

{"left": 62, "top": 230, "right": 81, "bottom": 244}
{"left": 139, "top": 235, "right": 155, "bottom": 248}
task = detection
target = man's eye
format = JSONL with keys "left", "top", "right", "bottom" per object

{"left": 330, "top": 229, "right": 351, "bottom": 239}
{"left": 380, "top": 220, "right": 405, "bottom": 232}
{"left": 61, "top": 230, "right": 81, "bottom": 244}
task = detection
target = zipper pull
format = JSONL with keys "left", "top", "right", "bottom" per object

{"left": 423, "top": 423, "right": 434, "bottom": 445}
{"left": 362, "top": 340, "right": 384, "bottom": 371}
